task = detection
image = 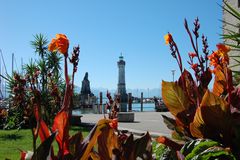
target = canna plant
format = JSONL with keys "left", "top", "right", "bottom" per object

{"left": 20, "top": 34, "right": 152, "bottom": 160}
{"left": 158, "top": 17, "right": 240, "bottom": 159}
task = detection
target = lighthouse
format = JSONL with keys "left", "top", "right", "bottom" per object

{"left": 117, "top": 54, "right": 128, "bottom": 111}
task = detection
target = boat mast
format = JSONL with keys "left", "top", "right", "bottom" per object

{"left": 0, "top": 49, "right": 9, "bottom": 99}
{"left": 0, "top": 51, "right": 3, "bottom": 99}
{"left": 12, "top": 53, "right": 14, "bottom": 76}
{"left": 0, "top": 49, "right": 8, "bottom": 76}
{"left": 21, "top": 57, "right": 23, "bottom": 75}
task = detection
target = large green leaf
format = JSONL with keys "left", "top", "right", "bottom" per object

{"left": 180, "top": 139, "right": 236, "bottom": 160}
{"left": 184, "top": 140, "right": 220, "bottom": 160}
{"left": 162, "top": 81, "right": 190, "bottom": 117}
{"left": 191, "top": 146, "right": 236, "bottom": 160}
{"left": 181, "top": 139, "right": 207, "bottom": 156}
{"left": 152, "top": 142, "right": 177, "bottom": 160}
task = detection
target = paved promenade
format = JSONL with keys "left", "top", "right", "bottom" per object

{"left": 80, "top": 112, "right": 174, "bottom": 138}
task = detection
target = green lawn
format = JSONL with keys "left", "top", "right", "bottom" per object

{"left": 0, "top": 126, "right": 90, "bottom": 160}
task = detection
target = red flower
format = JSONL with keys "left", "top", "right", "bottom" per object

{"left": 48, "top": 34, "right": 69, "bottom": 55}
{"left": 52, "top": 110, "right": 70, "bottom": 156}
{"left": 208, "top": 51, "right": 219, "bottom": 68}
{"left": 109, "top": 118, "right": 118, "bottom": 129}
{"left": 216, "top": 43, "right": 230, "bottom": 54}
{"left": 208, "top": 44, "right": 230, "bottom": 68}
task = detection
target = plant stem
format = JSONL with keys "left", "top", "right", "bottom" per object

{"left": 64, "top": 55, "right": 69, "bottom": 85}
{"left": 172, "top": 41, "right": 183, "bottom": 73}
{"left": 185, "top": 19, "right": 205, "bottom": 73}
{"left": 31, "top": 127, "right": 36, "bottom": 155}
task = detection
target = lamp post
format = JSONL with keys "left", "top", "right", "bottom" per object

{"left": 147, "top": 88, "right": 149, "bottom": 98}
{"left": 171, "top": 70, "right": 175, "bottom": 82}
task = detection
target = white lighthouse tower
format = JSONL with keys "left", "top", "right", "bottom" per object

{"left": 117, "top": 53, "right": 128, "bottom": 111}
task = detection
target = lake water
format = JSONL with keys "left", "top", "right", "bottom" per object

{"left": 72, "top": 103, "right": 155, "bottom": 115}
{"left": 131, "top": 103, "right": 155, "bottom": 111}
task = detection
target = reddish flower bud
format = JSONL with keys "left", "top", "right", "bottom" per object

{"left": 164, "top": 33, "right": 173, "bottom": 45}
{"left": 188, "top": 52, "right": 197, "bottom": 58}
{"left": 191, "top": 63, "right": 198, "bottom": 70}
{"left": 13, "top": 74, "right": 20, "bottom": 81}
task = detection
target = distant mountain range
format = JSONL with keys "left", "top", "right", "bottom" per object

{"left": 74, "top": 86, "right": 161, "bottom": 98}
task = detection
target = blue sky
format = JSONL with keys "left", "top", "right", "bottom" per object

{"left": 0, "top": 0, "right": 222, "bottom": 90}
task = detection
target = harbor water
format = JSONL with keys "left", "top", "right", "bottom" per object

{"left": 72, "top": 103, "right": 155, "bottom": 115}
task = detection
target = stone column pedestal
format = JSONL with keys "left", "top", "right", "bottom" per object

{"left": 118, "top": 112, "right": 134, "bottom": 122}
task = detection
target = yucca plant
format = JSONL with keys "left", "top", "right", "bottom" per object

{"left": 6, "top": 34, "right": 65, "bottom": 128}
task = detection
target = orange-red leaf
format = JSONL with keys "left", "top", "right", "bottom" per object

{"left": 61, "top": 83, "right": 72, "bottom": 111}
{"left": 162, "top": 80, "right": 190, "bottom": 117}
{"left": 52, "top": 110, "right": 70, "bottom": 156}
{"left": 190, "top": 90, "right": 231, "bottom": 140}
{"left": 38, "top": 120, "right": 50, "bottom": 142}
{"left": 78, "top": 119, "right": 111, "bottom": 160}
{"left": 200, "top": 90, "right": 230, "bottom": 128}
{"left": 199, "top": 68, "right": 212, "bottom": 90}
{"left": 69, "top": 132, "right": 83, "bottom": 157}
{"left": 89, "top": 151, "right": 101, "bottom": 160}
{"left": 178, "top": 69, "right": 197, "bottom": 104}
{"left": 190, "top": 107, "right": 205, "bottom": 138}
{"left": 33, "top": 105, "right": 50, "bottom": 142}
{"left": 98, "top": 124, "right": 119, "bottom": 160}
{"left": 213, "top": 65, "right": 226, "bottom": 96}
